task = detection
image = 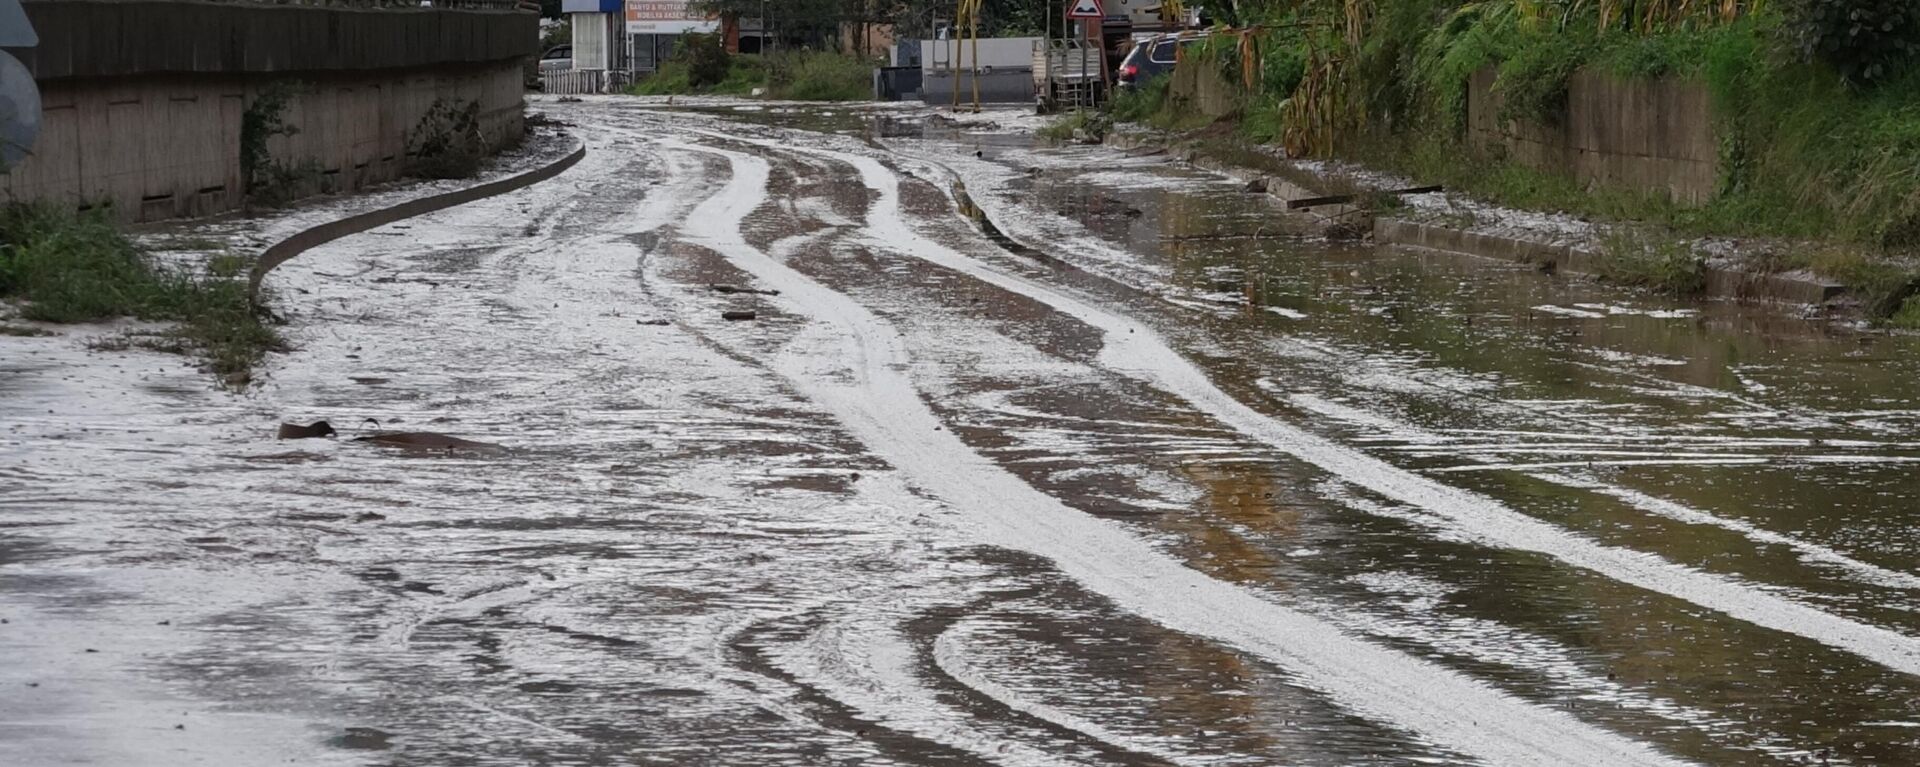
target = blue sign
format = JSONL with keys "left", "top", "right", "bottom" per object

{"left": 561, "top": 0, "right": 623, "bottom": 13}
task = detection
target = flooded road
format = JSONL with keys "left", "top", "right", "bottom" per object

{"left": 7, "top": 99, "right": 1920, "bottom": 766}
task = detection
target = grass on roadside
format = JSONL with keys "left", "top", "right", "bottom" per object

{"left": 1038, "top": 109, "right": 1111, "bottom": 143}
{"left": 629, "top": 51, "right": 872, "bottom": 101}
{"left": 1595, "top": 228, "right": 1707, "bottom": 296}
{"left": 0, "top": 204, "right": 282, "bottom": 384}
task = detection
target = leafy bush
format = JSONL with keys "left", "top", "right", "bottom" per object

{"left": 631, "top": 55, "right": 768, "bottom": 96}
{"left": 240, "top": 82, "right": 312, "bottom": 206}
{"left": 681, "top": 33, "right": 731, "bottom": 89}
{"left": 632, "top": 61, "right": 693, "bottom": 95}
{"left": 1783, "top": 0, "right": 1920, "bottom": 84}
{"left": 1111, "top": 75, "right": 1171, "bottom": 123}
{"left": 1493, "top": 34, "right": 1588, "bottom": 124}
{"left": 768, "top": 51, "right": 873, "bottom": 101}
{"left": 406, "top": 99, "right": 486, "bottom": 180}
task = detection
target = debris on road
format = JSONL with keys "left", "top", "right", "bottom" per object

{"left": 709, "top": 284, "right": 781, "bottom": 296}
{"left": 276, "top": 421, "right": 337, "bottom": 439}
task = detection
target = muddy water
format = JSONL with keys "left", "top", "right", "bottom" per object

{"left": 7, "top": 100, "right": 1920, "bottom": 767}
{"left": 634, "top": 105, "right": 1920, "bottom": 763}
{"left": 884, "top": 124, "right": 1920, "bottom": 764}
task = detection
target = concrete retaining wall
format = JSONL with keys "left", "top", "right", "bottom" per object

{"left": 3, "top": 0, "right": 537, "bottom": 222}
{"left": 1167, "top": 62, "right": 1240, "bottom": 119}
{"left": 1468, "top": 68, "right": 1718, "bottom": 204}
{"left": 1375, "top": 217, "right": 1845, "bottom": 305}
{"left": 921, "top": 71, "right": 1032, "bottom": 105}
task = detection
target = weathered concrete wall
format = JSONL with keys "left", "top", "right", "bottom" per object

{"left": 13, "top": 1, "right": 533, "bottom": 80}
{"left": 1167, "top": 62, "right": 1239, "bottom": 119}
{"left": 1468, "top": 68, "right": 1718, "bottom": 205}
{"left": 920, "top": 71, "right": 1031, "bottom": 105}
{"left": 3, "top": 1, "right": 536, "bottom": 222}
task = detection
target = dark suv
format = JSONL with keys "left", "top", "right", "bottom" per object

{"left": 1116, "top": 32, "right": 1208, "bottom": 88}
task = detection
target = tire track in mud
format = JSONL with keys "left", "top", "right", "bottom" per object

{"left": 741, "top": 138, "right": 1920, "bottom": 683}
{"left": 638, "top": 139, "right": 1160, "bottom": 766}
{"left": 910, "top": 145, "right": 1920, "bottom": 598}
{"left": 663, "top": 138, "right": 1686, "bottom": 766}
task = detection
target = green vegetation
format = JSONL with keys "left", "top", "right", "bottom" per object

{"left": 0, "top": 204, "right": 281, "bottom": 384}
{"left": 1084, "top": 1, "right": 1920, "bottom": 316}
{"left": 1038, "top": 109, "right": 1112, "bottom": 142}
{"left": 1596, "top": 229, "right": 1707, "bottom": 296}
{"left": 768, "top": 50, "right": 875, "bottom": 101}
{"left": 629, "top": 36, "right": 873, "bottom": 101}
{"left": 407, "top": 98, "right": 488, "bottom": 180}
{"left": 240, "top": 82, "right": 320, "bottom": 207}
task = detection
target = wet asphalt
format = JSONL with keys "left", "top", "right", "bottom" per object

{"left": 4, "top": 99, "right": 1920, "bottom": 766}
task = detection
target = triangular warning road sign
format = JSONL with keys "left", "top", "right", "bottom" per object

{"left": 1066, "top": 0, "right": 1104, "bottom": 20}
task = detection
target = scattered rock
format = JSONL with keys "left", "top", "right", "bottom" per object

{"left": 353, "top": 512, "right": 387, "bottom": 523}
{"left": 83, "top": 648, "right": 97, "bottom": 653}
{"left": 333, "top": 727, "right": 394, "bottom": 750}
{"left": 708, "top": 284, "right": 780, "bottom": 296}
{"left": 174, "top": 724, "right": 185, "bottom": 731}
{"left": 277, "top": 421, "right": 337, "bottom": 440}
{"left": 224, "top": 371, "right": 252, "bottom": 387}
{"left": 637, "top": 319, "right": 670, "bottom": 326}
{"left": 1244, "top": 178, "right": 1268, "bottom": 194}
{"left": 721, "top": 310, "right": 758, "bottom": 322}
{"left": 356, "top": 431, "right": 507, "bottom": 453}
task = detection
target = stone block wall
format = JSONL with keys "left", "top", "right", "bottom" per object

{"left": 1468, "top": 68, "right": 1719, "bottom": 204}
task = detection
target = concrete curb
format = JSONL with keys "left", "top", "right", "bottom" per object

{"left": 1105, "top": 128, "right": 1850, "bottom": 307}
{"left": 248, "top": 141, "right": 588, "bottom": 303}
{"left": 1373, "top": 218, "right": 1846, "bottom": 305}
{"left": 1107, "top": 130, "right": 1362, "bottom": 236}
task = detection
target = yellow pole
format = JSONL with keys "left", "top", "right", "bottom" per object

{"left": 970, "top": 17, "right": 981, "bottom": 111}
{"left": 949, "top": 13, "right": 960, "bottom": 109}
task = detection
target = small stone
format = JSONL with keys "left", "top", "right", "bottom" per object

{"left": 721, "top": 310, "right": 757, "bottom": 322}
{"left": 175, "top": 724, "right": 185, "bottom": 731}
{"left": 83, "top": 648, "right": 97, "bottom": 653}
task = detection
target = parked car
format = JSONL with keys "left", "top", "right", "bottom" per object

{"left": 1116, "top": 32, "right": 1208, "bottom": 88}
{"left": 539, "top": 44, "right": 573, "bottom": 73}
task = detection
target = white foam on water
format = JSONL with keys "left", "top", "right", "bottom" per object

{"left": 673, "top": 138, "right": 1691, "bottom": 766}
